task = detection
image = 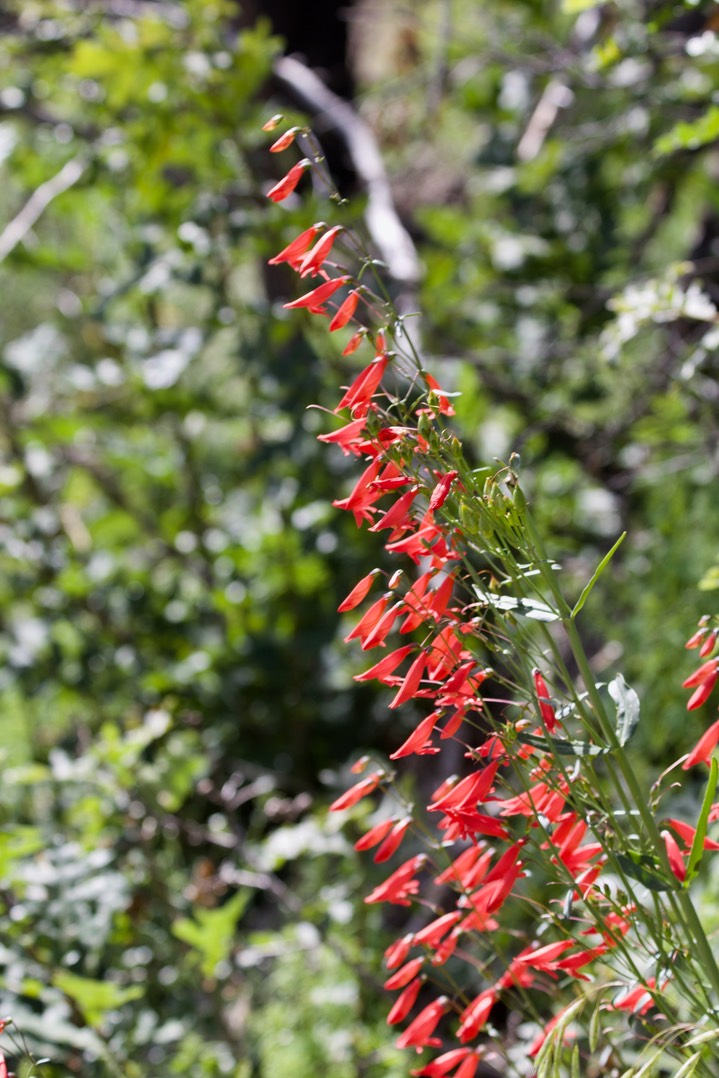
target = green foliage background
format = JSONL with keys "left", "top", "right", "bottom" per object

{"left": 0, "top": 0, "right": 717, "bottom": 1074}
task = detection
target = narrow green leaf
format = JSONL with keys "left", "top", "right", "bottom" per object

{"left": 589, "top": 1002, "right": 601, "bottom": 1053}
{"left": 571, "top": 531, "right": 626, "bottom": 618}
{"left": 517, "top": 730, "right": 607, "bottom": 756}
{"left": 616, "top": 852, "right": 674, "bottom": 893}
{"left": 570, "top": 1044, "right": 581, "bottom": 1078}
{"left": 674, "top": 1051, "right": 703, "bottom": 1078}
{"left": 685, "top": 756, "right": 718, "bottom": 885}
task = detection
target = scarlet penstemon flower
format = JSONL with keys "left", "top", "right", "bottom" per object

{"left": 267, "top": 120, "right": 719, "bottom": 1077}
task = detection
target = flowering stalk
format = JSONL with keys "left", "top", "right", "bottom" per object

{"left": 265, "top": 120, "right": 719, "bottom": 1077}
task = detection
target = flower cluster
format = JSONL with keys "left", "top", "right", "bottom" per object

{"left": 266, "top": 123, "right": 719, "bottom": 1077}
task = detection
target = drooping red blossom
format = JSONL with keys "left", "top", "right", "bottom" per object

{"left": 389, "top": 652, "right": 427, "bottom": 709}
{"left": 411, "top": 1047, "right": 475, "bottom": 1078}
{"left": 700, "top": 630, "right": 719, "bottom": 658}
{"left": 268, "top": 225, "right": 321, "bottom": 268}
{"left": 360, "top": 601, "right": 404, "bottom": 650}
{"left": 269, "top": 126, "right": 300, "bottom": 152}
{"left": 390, "top": 712, "right": 439, "bottom": 760}
{"left": 368, "top": 486, "right": 420, "bottom": 534}
{"left": 354, "top": 817, "right": 395, "bottom": 852}
{"left": 330, "top": 289, "right": 360, "bottom": 331}
{"left": 374, "top": 817, "right": 411, "bottom": 862}
{"left": 342, "top": 329, "right": 366, "bottom": 355}
{"left": 355, "top": 644, "right": 417, "bottom": 684}
{"left": 610, "top": 977, "right": 663, "bottom": 1015}
{"left": 266, "top": 159, "right": 311, "bottom": 202}
{"left": 533, "top": 668, "right": 559, "bottom": 732}
{"left": 682, "top": 655, "right": 719, "bottom": 711}
{"left": 434, "top": 844, "right": 494, "bottom": 889}
{"left": 344, "top": 594, "right": 391, "bottom": 645}
{"left": 687, "top": 674, "right": 719, "bottom": 711}
{"left": 423, "top": 373, "right": 455, "bottom": 416}
{"left": 284, "top": 274, "right": 351, "bottom": 311}
{"left": 337, "top": 567, "right": 381, "bottom": 612}
{"left": 457, "top": 987, "right": 497, "bottom": 1043}
{"left": 682, "top": 715, "right": 719, "bottom": 769}
{"left": 384, "top": 933, "right": 414, "bottom": 970}
{"left": 365, "top": 854, "right": 426, "bottom": 906}
{"left": 395, "top": 996, "right": 448, "bottom": 1052}
{"left": 662, "top": 828, "right": 687, "bottom": 882}
{"left": 316, "top": 414, "right": 372, "bottom": 456}
{"left": 387, "top": 978, "right": 422, "bottom": 1025}
{"left": 413, "top": 911, "right": 463, "bottom": 948}
{"left": 329, "top": 771, "right": 383, "bottom": 812}
{"left": 297, "top": 225, "right": 344, "bottom": 276}
{"left": 384, "top": 957, "right": 425, "bottom": 990}
{"left": 512, "top": 939, "right": 574, "bottom": 971}
{"left": 429, "top": 470, "right": 459, "bottom": 512}
{"left": 335, "top": 355, "right": 389, "bottom": 416}
{"left": 664, "top": 816, "right": 719, "bottom": 851}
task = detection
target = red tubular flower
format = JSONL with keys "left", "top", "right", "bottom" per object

{"left": 513, "top": 939, "right": 574, "bottom": 971}
{"left": 368, "top": 487, "right": 420, "bottom": 534}
{"left": 284, "top": 274, "right": 351, "bottom": 311}
{"left": 533, "top": 668, "right": 558, "bottom": 732}
{"left": 266, "top": 159, "right": 310, "bottom": 202}
{"left": 355, "top": 644, "right": 416, "bottom": 684}
{"left": 344, "top": 595, "right": 391, "bottom": 644}
{"left": 385, "top": 933, "right": 414, "bottom": 970}
{"left": 686, "top": 627, "right": 709, "bottom": 649}
{"left": 365, "top": 854, "right": 426, "bottom": 906}
{"left": 683, "top": 658, "right": 719, "bottom": 687}
{"left": 428, "top": 761, "right": 500, "bottom": 814}
{"left": 354, "top": 817, "right": 395, "bottom": 851}
{"left": 338, "top": 568, "right": 380, "bottom": 612}
{"left": 360, "top": 601, "right": 404, "bottom": 650}
{"left": 423, "top": 373, "right": 455, "bottom": 416}
{"left": 333, "top": 460, "right": 387, "bottom": 525}
{"left": 269, "top": 126, "right": 300, "bottom": 152}
{"left": 700, "top": 630, "right": 719, "bottom": 658}
{"left": 395, "top": 996, "right": 448, "bottom": 1052}
{"left": 662, "top": 828, "right": 687, "bottom": 882}
{"left": 682, "top": 716, "right": 719, "bottom": 769}
{"left": 297, "top": 225, "right": 344, "bottom": 276}
{"left": 611, "top": 977, "right": 661, "bottom": 1015}
{"left": 453, "top": 1053, "right": 481, "bottom": 1078}
{"left": 387, "top": 978, "right": 422, "bottom": 1025}
{"left": 413, "top": 911, "right": 463, "bottom": 948}
{"left": 330, "top": 289, "right": 360, "bottom": 331}
{"left": 390, "top": 712, "right": 439, "bottom": 760}
{"left": 434, "top": 844, "right": 493, "bottom": 889}
{"left": 457, "top": 987, "right": 497, "bottom": 1042}
{"left": 384, "top": 956, "right": 425, "bottom": 990}
{"left": 555, "top": 944, "right": 608, "bottom": 975}
{"left": 665, "top": 816, "right": 719, "bottom": 851}
{"left": 374, "top": 817, "right": 411, "bottom": 863}
{"left": 412, "top": 1048, "right": 474, "bottom": 1078}
{"left": 316, "top": 415, "right": 371, "bottom": 456}
{"left": 430, "top": 928, "right": 460, "bottom": 966}
{"left": 342, "top": 329, "right": 365, "bottom": 355}
{"left": 389, "top": 652, "right": 427, "bottom": 709}
{"left": 335, "top": 355, "right": 389, "bottom": 416}
{"left": 429, "top": 471, "right": 459, "bottom": 512}
{"left": 687, "top": 673, "right": 719, "bottom": 711}
{"left": 268, "top": 225, "right": 321, "bottom": 267}
{"left": 329, "top": 771, "right": 383, "bottom": 812}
